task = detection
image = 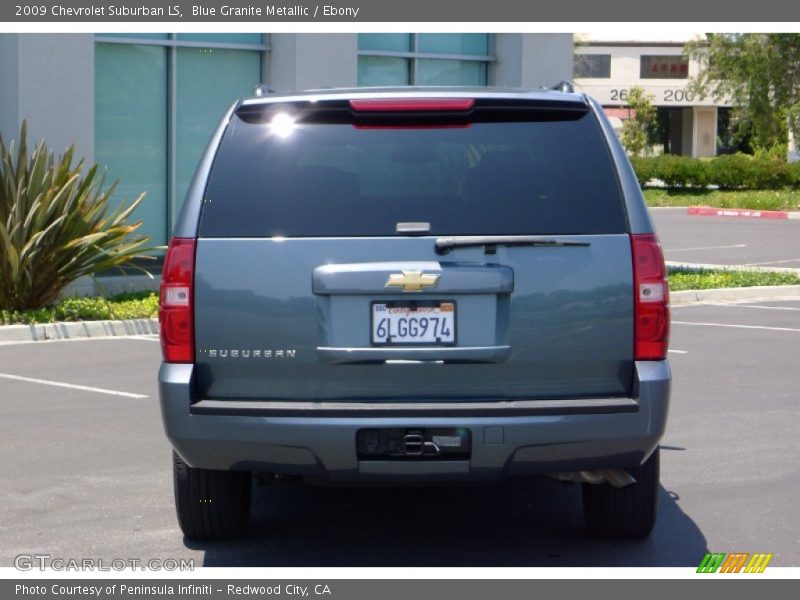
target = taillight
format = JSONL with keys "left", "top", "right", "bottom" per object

{"left": 159, "top": 238, "right": 196, "bottom": 363}
{"left": 631, "top": 234, "right": 670, "bottom": 360}
{"left": 349, "top": 98, "right": 475, "bottom": 112}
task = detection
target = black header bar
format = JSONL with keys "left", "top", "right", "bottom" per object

{"left": 2, "top": 0, "right": 798, "bottom": 22}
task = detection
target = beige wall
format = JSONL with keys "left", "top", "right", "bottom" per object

{"left": 268, "top": 33, "right": 359, "bottom": 91}
{"left": 268, "top": 33, "right": 575, "bottom": 92}
{"left": 693, "top": 107, "right": 717, "bottom": 158}
{"left": 574, "top": 44, "right": 721, "bottom": 108}
{"left": 0, "top": 34, "right": 94, "bottom": 164}
{"left": 573, "top": 42, "right": 727, "bottom": 157}
{"left": 493, "top": 34, "right": 573, "bottom": 88}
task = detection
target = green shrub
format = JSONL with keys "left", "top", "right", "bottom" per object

{"left": 639, "top": 154, "right": 708, "bottom": 188}
{"left": 0, "top": 122, "right": 152, "bottom": 311}
{"left": 704, "top": 154, "right": 749, "bottom": 189}
{"left": 629, "top": 156, "right": 655, "bottom": 188}
{"left": 666, "top": 155, "right": 708, "bottom": 187}
{"left": 705, "top": 153, "right": 791, "bottom": 189}
{"left": 630, "top": 156, "right": 651, "bottom": 188}
{"left": 753, "top": 143, "right": 788, "bottom": 161}
{"left": 633, "top": 152, "right": 798, "bottom": 190}
{"left": 752, "top": 157, "right": 791, "bottom": 189}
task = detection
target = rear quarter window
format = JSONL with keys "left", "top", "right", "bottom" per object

{"left": 198, "top": 102, "right": 628, "bottom": 237}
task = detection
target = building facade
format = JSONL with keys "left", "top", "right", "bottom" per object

{"left": 0, "top": 33, "right": 573, "bottom": 248}
{"left": 573, "top": 35, "right": 728, "bottom": 158}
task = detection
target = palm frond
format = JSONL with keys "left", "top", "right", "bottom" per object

{"left": 0, "top": 120, "right": 154, "bottom": 310}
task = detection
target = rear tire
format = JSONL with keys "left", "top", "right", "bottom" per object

{"left": 582, "top": 448, "right": 659, "bottom": 539}
{"left": 173, "top": 451, "right": 252, "bottom": 540}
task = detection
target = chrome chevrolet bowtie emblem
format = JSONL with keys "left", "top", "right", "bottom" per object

{"left": 385, "top": 271, "right": 440, "bottom": 292}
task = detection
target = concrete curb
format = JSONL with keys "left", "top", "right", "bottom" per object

{"left": 0, "top": 318, "right": 158, "bottom": 343}
{"left": 671, "top": 285, "right": 800, "bottom": 306}
{"left": 687, "top": 206, "right": 800, "bottom": 220}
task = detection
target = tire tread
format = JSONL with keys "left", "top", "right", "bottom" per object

{"left": 173, "top": 451, "right": 251, "bottom": 540}
{"left": 583, "top": 448, "right": 659, "bottom": 539}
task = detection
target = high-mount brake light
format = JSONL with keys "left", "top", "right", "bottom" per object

{"left": 631, "top": 234, "right": 670, "bottom": 360}
{"left": 349, "top": 98, "right": 475, "bottom": 112}
{"left": 159, "top": 238, "right": 196, "bottom": 363}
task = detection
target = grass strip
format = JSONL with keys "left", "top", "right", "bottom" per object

{"left": 667, "top": 267, "right": 800, "bottom": 291}
{"left": 644, "top": 188, "right": 800, "bottom": 211}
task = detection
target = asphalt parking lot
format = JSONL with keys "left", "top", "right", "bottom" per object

{"left": 652, "top": 207, "right": 800, "bottom": 268}
{"left": 2, "top": 293, "right": 799, "bottom": 567}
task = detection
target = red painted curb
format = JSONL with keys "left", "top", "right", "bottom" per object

{"left": 687, "top": 206, "right": 798, "bottom": 220}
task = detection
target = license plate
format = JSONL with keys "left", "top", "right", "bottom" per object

{"left": 371, "top": 301, "right": 456, "bottom": 345}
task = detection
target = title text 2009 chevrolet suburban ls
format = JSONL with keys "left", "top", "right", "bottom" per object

{"left": 158, "top": 87, "right": 671, "bottom": 541}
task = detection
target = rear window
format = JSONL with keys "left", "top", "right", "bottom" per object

{"left": 198, "top": 102, "right": 628, "bottom": 237}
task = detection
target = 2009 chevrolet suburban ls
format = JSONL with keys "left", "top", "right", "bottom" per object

{"left": 158, "top": 87, "right": 671, "bottom": 541}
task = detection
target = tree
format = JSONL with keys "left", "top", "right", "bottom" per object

{"left": 620, "top": 87, "right": 657, "bottom": 157}
{"left": 685, "top": 34, "right": 800, "bottom": 151}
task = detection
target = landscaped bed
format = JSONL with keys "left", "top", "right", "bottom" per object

{"left": 1, "top": 291, "right": 158, "bottom": 325}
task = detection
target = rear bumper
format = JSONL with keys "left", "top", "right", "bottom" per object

{"left": 159, "top": 361, "right": 670, "bottom": 482}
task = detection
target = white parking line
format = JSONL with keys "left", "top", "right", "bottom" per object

{"left": 711, "top": 304, "right": 800, "bottom": 312}
{"left": 743, "top": 258, "right": 800, "bottom": 266}
{"left": 0, "top": 373, "right": 148, "bottom": 399}
{"left": 673, "top": 321, "right": 800, "bottom": 333}
{"left": 671, "top": 296, "right": 800, "bottom": 308}
{"left": 666, "top": 244, "right": 747, "bottom": 253}
{"left": 0, "top": 335, "right": 159, "bottom": 347}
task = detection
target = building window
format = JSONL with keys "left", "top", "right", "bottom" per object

{"left": 94, "top": 34, "right": 267, "bottom": 246}
{"left": 640, "top": 55, "right": 688, "bottom": 79}
{"left": 573, "top": 54, "right": 611, "bottom": 78}
{"left": 357, "top": 34, "right": 493, "bottom": 87}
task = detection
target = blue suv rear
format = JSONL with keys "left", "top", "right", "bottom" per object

{"left": 158, "top": 87, "right": 671, "bottom": 541}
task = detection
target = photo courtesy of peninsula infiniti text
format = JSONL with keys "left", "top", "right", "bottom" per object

{"left": 158, "top": 85, "right": 671, "bottom": 541}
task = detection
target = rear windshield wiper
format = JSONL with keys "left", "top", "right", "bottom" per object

{"left": 435, "top": 236, "right": 591, "bottom": 255}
